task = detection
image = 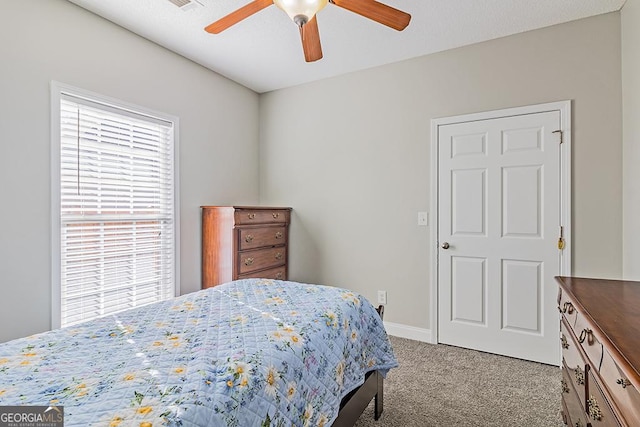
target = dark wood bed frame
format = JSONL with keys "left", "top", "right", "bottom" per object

{"left": 332, "top": 305, "right": 386, "bottom": 426}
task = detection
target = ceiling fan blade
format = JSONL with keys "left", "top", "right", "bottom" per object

{"left": 331, "top": 0, "right": 411, "bottom": 31}
{"left": 299, "top": 16, "right": 323, "bottom": 62}
{"left": 205, "top": 0, "right": 273, "bottom": 34}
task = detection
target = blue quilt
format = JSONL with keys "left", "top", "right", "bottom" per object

{"left": 0, "top": 279, "right": 398, "bottom": 426}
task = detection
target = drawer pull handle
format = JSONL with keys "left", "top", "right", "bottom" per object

{"left": 275, "top": 232, "right": 283, "bottom": 239}
{"left": 247, "top": 213, "right": 256, "bottom": 219}
{"left": 578, "top": 328, "right": 593, "bottom": 344}
{"left": 574, "top": 366, "right": 585, "bottom": 385}
{"left": 562, "top": 301, "right": 574, "bottom": 314}
{"left": 244, "top": 258, "right": 254, "bottom": 266}
{"left": 275, "top": 272, "right": 284, "bottom": 279}
{"left": 275, "top": 252, "right": 283, "bottom": 260}
{"left": 587, "top": 396, "right": 603, "bottom": 421}
{"left": 617, "top": 378, "right": 632, "bottom": 388}
{"left": 245, "top": 234, "right": 254, "bottom": 243}
{"left": 272, "top": 212, "right": 280, "bottom": 219}
{"left": 561, "top": 335, "right": 569, "bottom": 350}
{"left": 561, "top": 378, "right": 570, "bottom": 394}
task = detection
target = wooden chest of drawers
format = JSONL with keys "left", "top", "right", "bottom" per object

{"left": 201, "top": 206, "right": 291, "bottom": 288}
{"left": 557, "top": 277, "right": 640, "bottom": 427}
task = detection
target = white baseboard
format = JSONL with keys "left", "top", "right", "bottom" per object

{"left": 383, "top": 321, "right": 434, "bottom": 344}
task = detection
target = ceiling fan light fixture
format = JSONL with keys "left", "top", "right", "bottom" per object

{"left": 273, "top": 0, "right": 328, "bottom": 26}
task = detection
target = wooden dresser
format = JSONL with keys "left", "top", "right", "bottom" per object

{"left": 556, "top": 276, "right": 640, "bottom": 427}
{"left": 201, "top": 206, "right": 291, "bottom": 288}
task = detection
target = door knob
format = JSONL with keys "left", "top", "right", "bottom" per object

{"left": 441, "top": 242, "right": 450, "bottom": 249}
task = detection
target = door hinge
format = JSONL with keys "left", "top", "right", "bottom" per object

{"left": 553, "top": 130, "right": 563, "bottom": 144}
{"left": 557, "top": 226, "right": 565, "bottom": 250}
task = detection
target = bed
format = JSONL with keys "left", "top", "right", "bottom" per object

{"left": 0, "top": 279, "right": 398, "bottom": 426}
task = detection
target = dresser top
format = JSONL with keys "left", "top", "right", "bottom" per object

{"left": 556, "top": 276, "right": 640, "bottom": 383}
{"left": 200, "top": 206, "right": 291, "bottom": 210}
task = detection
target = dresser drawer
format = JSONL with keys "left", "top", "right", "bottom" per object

{"left": 574, "top": 312, "right": 604, "bottom": 370}
{"left": 238, "top": 265, "right": 286, "bottom": 281}
{"left": 600, "top": 349, "right": 640, "bottom": 426}
{"left": 587, "top": 370, "right": 623, "bottom": 426}
{"left": 235, "top": 209, "right": 289, "bottom": 225}
{"left": 237, "top": 246, "right": 286, "bottom": 275}
{"left": 562, "top": 365, "right": 590, "bottom": 427}
{"left": 562, "top": 318, "right": 588, "bottom": 405}
{"left": 237, "top": 226, "right": 287, "bottom": 251}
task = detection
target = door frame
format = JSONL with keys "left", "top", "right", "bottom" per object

{"left": 429, "top": 100, "right": 572, "bottom": 345}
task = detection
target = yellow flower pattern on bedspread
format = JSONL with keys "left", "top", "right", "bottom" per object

{"left": 0, "top": 279, "right": 397, "bottom": 426}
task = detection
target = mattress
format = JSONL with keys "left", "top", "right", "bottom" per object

{"left": 0, "top": 279, "right": 398, "bottom": 426}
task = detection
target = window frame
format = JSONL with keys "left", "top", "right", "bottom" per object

{"left": 50, "top": 81, "right": 180, "bottom": 329}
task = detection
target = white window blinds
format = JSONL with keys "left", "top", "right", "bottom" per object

{"left": 56, "top": 91, "right": 177, "bottom": 327}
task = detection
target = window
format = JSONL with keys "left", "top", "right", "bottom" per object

{"left": 51, "top": 83, "right": 179, "bottom": 328}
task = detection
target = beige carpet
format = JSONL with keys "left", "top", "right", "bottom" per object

{"left": 354, "top": 336, "right": 563, "bottom": 427}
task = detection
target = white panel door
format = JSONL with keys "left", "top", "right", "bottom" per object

{"left": 437, "top": 110, "right": 563, "bottom": 365}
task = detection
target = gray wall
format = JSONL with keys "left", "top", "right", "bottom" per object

{"left": 623, "top": 0, "right": 640, "bottom": 279}
{"left": 259, "top": 13, "right": 623, "bottom": 332}
{"left": 0, "top": 2, "right": 628, "bottom": 343}
{"left": 0, "top": 0, "right": 260, "bottom": 342}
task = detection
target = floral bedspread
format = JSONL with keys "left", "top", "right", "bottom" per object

{"left": 0, "top": 279, "right": 398, "bottom": 426}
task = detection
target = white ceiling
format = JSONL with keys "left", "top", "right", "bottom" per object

{"left": 67, "top": 0, "right": 626, "bottom": 93}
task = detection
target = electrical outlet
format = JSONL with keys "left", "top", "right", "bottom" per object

{"left": 377, "top": 290, "right": 387, "bottom": 305}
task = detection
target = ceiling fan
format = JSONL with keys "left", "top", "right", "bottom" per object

{"left": 204, "top": 0, "right": 411, "bottom": 62}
